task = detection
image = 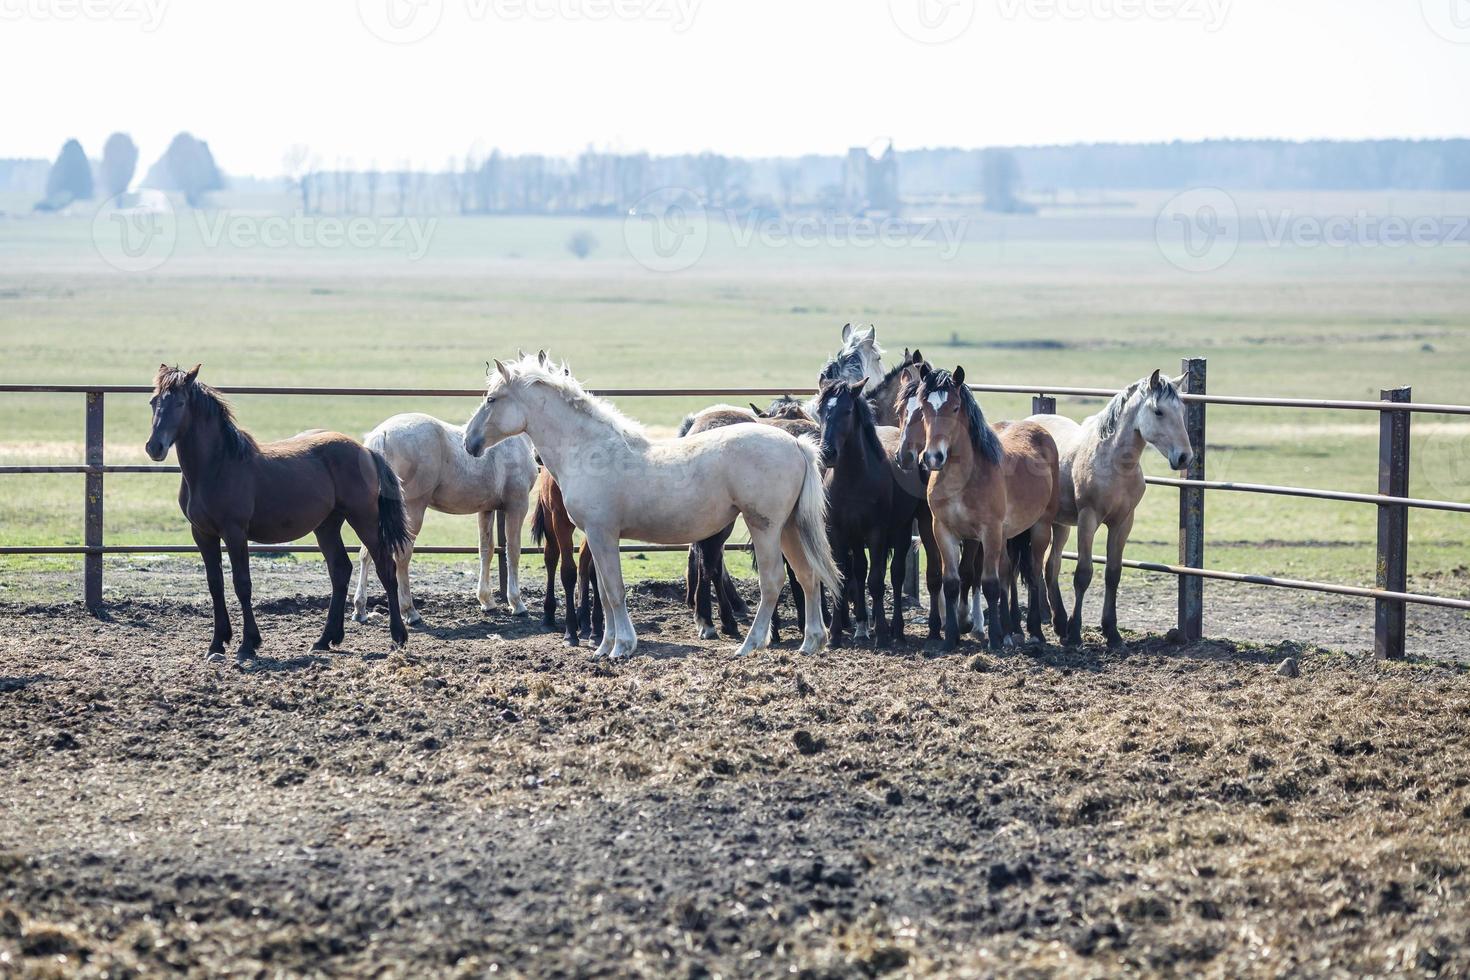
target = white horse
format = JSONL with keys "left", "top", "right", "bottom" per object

{"left": 462, "top": 353, "right": 841, "bottom": 659}
{"left": 350, "top": 413, "right": 537, "bottom": 625}
{"left": 1031, "top": 369, "right": 1194, "bottom": 648}
{"left": 808, "top": 323, "right": 885, "bottom": 416}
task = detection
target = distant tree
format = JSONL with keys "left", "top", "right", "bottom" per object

{"left": 981, "top": 148, "right": 1034, "bottom": 214}
{"left": 282, "top": 144, "right": 315, "bottom": 212}
{"left": 364, "top": 164, "right": 380, "bottom": 216}
{"left": 99, "top": 133, "right": 138, "bottom": 199}
{"left": 566, "top": 231, "right": 597, "bottom": 259}
{"left": 143, "top": 132, "right": 224, "bottom": 206}
{"left": 37, "top": 138, "right": 93, "bottom": 210}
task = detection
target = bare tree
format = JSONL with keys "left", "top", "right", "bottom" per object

{"left": 364, "top": 162, "right": 380, "bottom": 217}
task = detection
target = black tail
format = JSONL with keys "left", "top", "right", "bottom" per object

{"left": 1007, "top": 529, "right": 1030, "bottom": 570}
{"left": 371, "top": 449, "right": 412, "bottom": 558}
{"left": 677, "top": 413, "right": 696, "bottom": 438}
{"left": 530, "top": 498, "right": 548, "bottom": 547}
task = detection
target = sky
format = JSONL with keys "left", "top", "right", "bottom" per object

{"left": 2, "top": 0, "right": 1467, "bottom": 176}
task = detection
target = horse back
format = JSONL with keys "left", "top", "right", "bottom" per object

{"left": 994, "top": 421, "right": 1061, "bottom": 527}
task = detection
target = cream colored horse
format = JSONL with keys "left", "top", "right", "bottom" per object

{"left": 1031, "top": 369, "right": 1193, "bottom": 648}
{"left": 350, "top": 413, "right": 536, "bottom": 625}
{"left": 462, "top": 353, "right": 841, "bottom": 659}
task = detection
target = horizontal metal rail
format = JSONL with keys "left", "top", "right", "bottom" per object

{"left": 3, "top": 381, "right": 1470, "bottom": 415}
{"left": 1143, "top": 476, "right": 1470, "bottom": 514}
{"left": 0, "top": 543, "right": 749, "bottom": 556}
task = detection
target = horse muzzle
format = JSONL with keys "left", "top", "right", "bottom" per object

{"left": 144, "top": 440, "right": 169, "bottom": 462}
{"left": 922, "top": 450, "right": 947, "bottom": 471}
{"left": 1171, "top": 450, "right": 1194, "bottom": 471}
{"left": 463, "top": 432, "right": 485, "bottom": 458}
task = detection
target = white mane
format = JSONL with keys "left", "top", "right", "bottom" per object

{"left": 496, "top": 352, "right": 649, "bottom": 447}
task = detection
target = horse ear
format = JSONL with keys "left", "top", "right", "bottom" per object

{"left": 1149, "top": 368, "right": 1163, "bottom": 389}
{"left": 841, "top": 322, "right": 853, "bottom": 343}
{"left": 749, "top": 402, "right": 764, "bottom": 416}
{"left": 185, "top": 364, "right": 201, "bottom": 383}
{"left": 917, "top": 362, "right": 930, "bottom": 380}
{"left": 493, "top": 359, "right": 512, "bottom": 382}
{"left": 158, "top": 362, "right": 169, "bottom": 376}
{"left": 953, "top": 365, "right": 966, "bottom": 387}
{"left": 910, "top": 348, "right": 922, "bottom": 365}
{"left": 847, "top": 379, "right": 866, "bottom": 396}
{"left": 1172, "top": 371, "right": 1188, "bottom": 390}
{"left": 537, "top": 349, "right": 548, "bottom": 365}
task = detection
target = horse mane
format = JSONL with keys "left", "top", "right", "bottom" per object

{"left": 925, "top": 369, "right": 1004, "bottom": 465}
{"left": 154, "top": 366, "right": 257, "bottom": 459}
{"left": 1095, "top": 375, "right": 1181, "bottom": 441}
{"left": 817, "top": 384, "right": 887, "bottom": 463}
{"left": 501, "top": 353, "right": 649, "bottom": 447}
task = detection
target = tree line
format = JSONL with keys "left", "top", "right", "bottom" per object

{"left": 33, "top": 132, "right": 223, "bottom": 211}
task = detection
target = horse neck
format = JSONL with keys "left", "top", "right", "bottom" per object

{"left": 173, "top": 407, "right": 235, "bottom": 482}
{"left": 932, "top": 423, "right": 986, "bottom": 495}
{"left": 833, "top": 413, "right": 883, "bottom": 480}
{"left": 519, "top": 385, "right": 631, "bottom": 478}
{"left": 1095, "top": 394, "right": 1147, "bottom": 473}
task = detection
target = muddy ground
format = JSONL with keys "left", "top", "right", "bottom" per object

{"left": 2, "top": 565, "right": 1469, "bottom": 977}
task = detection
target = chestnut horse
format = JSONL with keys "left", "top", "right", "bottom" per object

{"left": 145, "top": 364, "right": 410, "bottom": 659}
{"left": 897, "top": 365, "right": 1060, "bottom": 651}
{"left": 530, "top": 469, "right": 603, "bottom": 647}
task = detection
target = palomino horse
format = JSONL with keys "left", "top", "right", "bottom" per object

{"left": 1032, "top": 370, "right": 1193, "bottom": 647}
{"left": 815, "top": 379, "right": 927, "bottom": 647}
{"left": 897, "top": 365, "right": 1061, "bottom": 651}
{"left": 463, "top": 353, "right": 840, "bottom": 659}
{"left": 350, "top": 412, "right": 536, "bottom": 626}
{"left": 145, "top": 364, "right": 410, "bottom": 658}
{"left": 678, "top": 403, "right": 818, "bottom": 640}
{"left": 530, "top": 468, "right": 603, "bottom": 647}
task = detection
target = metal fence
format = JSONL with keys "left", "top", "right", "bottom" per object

{"left": 3, "top": 356, "right": 1469, "bottom": 659}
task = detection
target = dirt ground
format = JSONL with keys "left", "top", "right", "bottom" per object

{"left": 2, "top": 565, "right": 1469, "bottom": 978}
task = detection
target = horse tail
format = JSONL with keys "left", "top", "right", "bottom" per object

{"left": 530, "top": 497, "right": 548, "bottom": 547}
{"left": 677, "top": 413, "right": 697, "bottom": 438}
{"left": 789, "top": 437, "right": 842, "bottom": 597}
{"left": 370, "top": 449, "right": 412, "bottom": 559}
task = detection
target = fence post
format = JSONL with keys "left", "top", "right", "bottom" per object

{"left": 1032, "top": 394, "right": 1057, "bottom": 416}
{"left": 1375, "top": 386, "right": 1411, "bottom": 660}
{"left": 84, "top": 390, "right": 105, "bottom": 614}
{"left": 904, "top": 522, "right": 919, "bottom": 599}
{"left": 1178, "top": 358, "right": 1206, "bottom": 641}
{"left": 495, "top": 509, "right": 509, "bottom": 602}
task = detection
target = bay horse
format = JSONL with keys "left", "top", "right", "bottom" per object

{"left": 530, "top": 468, "right": 603, "bottom": 647}
{"left": 815, "top": 379, "right": 927, "bottom": 647}
{"left": 678, "top": 403, "right": 818, "bottom": 640}
{"left": 1032, "top": 370, "right": 1193, "bottom": 647}
{"left": 464, "top": 353, "right": 840, "bottom": 659}
{"left": 144, "top": 364, "right": 410, "bottom": 659}
{"left": 896, "top": 364, "right": 1060, "bottom": 651}
{"left": 350, "top": 412, "right": 536, "bottom": 626}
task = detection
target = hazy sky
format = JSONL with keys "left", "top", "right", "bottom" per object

{"left": 3, "top": 0, "right": 1467, "bottom": 176}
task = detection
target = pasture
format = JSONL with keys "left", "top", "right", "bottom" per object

{"left": 3, "top": 194, "right": 1470, "bottom": 974}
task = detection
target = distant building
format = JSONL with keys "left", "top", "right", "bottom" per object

{"left": 843, "top": 141, "right": 899, "bottom": 215}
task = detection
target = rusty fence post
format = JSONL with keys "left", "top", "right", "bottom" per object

{"left": 495, "top": 509, "right": 509, "bottom": 602}
{"left": 85, "top": 390, "right": 105, "bottom": 614}
{"left": 1178, "top": 358, "right": 1206, "bottom": 641}
{"left": 1032, "top": 394, "right": 1056, "bottom": 416}
{"left": 1375, "top": 387, "right": 1411, "bottom": 660}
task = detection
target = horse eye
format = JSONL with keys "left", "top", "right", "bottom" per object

{"left": 1154, "top": 409, "right": 1164, "bottom": 417}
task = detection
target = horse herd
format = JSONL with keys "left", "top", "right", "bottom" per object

{"left": 144, "top": 324, "right": 1194, "bottom": 662}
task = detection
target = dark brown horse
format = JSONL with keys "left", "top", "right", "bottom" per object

{"left": 530, "top": 468, "right": 602, "bottom": 647}
{"left": 145, "top": 364, "right": 410, "bottom": 659}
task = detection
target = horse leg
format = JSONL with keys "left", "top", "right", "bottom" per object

{"left": 721, "top": 568, "right": 750, "bottom": 621}
{"left": 395, "top": 502, "right": 425, "bottom": 625}
{"left": 887, "top": 522, "right": 912, "bottom": 645}
{"left": 559, "top": 536, "right": 580, "bottom": 646}
{"left": 223, "top": 530, "right": 262, "bottom": 659}
{"left": 704, "top": 536, "right": 742, "bottom": 639}
{"left": 313, "top": 516, "right": 352, "bottom": 651}
{"left": 584, "top": 529, "right": 635, "bottom": 659}
{"left": 692, "top": 540, "right": 719, "bottom": 640}
{"left": 193, "top": 527, "right": 231, "bottom": 659}
{"left": 350, "top": 543, "right": 372, "bottom": 623}
{"left": 577, "top": 541, "right": 604, "bottom": 645}
{"left": 685, "top": 544, "right": 700, "bottom": 610}
{"left": 1046, "top": 524, "right": 1071, "bottom": 637}
{"left": 934, "top": 524, "right": 965, "bottom": 652}
{"left": 1068, "top": 511, "right": 1100, "bottom": 647}
{"left": 868, "top": 534, "right": 891, "bottom": 648}
{"left": 959, "top": 539, "right": 980, "bottom": 635}
{"left": 499, "top": 498, "right": 529, "bottom": 616}
{"left": 733, "top": 524, "right": 784, "bottom": 657}
{"left": 349, "top": 515, "right": 409, "bottom": 650}
{"left": 850, "top": 544, "right": 871, "bottom": 641}
{"left": 779, "top": 521, "right": 828, "bottom": 655}
{"left": 1025, "top": 523, "right": 1053, "bottom": 644}
{"left": 979, "top": 525, "right": 1010, "bottom": 652}
{"left": 1101, "top": 512, "right": 1133, "bottom": 649}
{"left": 541, "top": 525, "right": 560, "bottom": 629}
{"left": 916, "top": 512, "right": 943, "bottom": 640}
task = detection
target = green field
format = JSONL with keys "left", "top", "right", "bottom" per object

{"left": 2, "top": 193, "right": 1469, "bottom": 607}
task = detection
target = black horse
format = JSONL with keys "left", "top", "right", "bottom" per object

{"left": 815, "top": 378, "right": 926, "bottom": 647}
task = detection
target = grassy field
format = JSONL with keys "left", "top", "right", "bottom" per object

{"left": 2, "top": 193, "right": 1469, "bottom": 617}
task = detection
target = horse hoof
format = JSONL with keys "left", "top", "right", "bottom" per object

{"left": 698, "top": 625, "right": 718, "bottom": 640}
{"left": 205, "top": 649, "right": 227, "bottom": 664}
